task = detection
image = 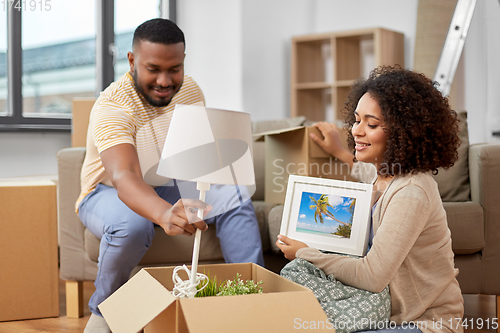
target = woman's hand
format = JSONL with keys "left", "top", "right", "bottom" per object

{"left": 310, "top": 122, "right": 343, "bottom": 156}
{"left": 276, "top": 235, "right": 308, "bottom": 260}
{"left": 310, "top": 122, "right": 354, "bottom": 167}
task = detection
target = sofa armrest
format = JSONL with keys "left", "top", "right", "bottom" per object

{"left": 57, "top": 147, "right": 97, "bottom": 281}
{"left": 469, "top": 143, "right": 500, "bottom": 294}
{"left": 469, "top": 143, "right": 500, "bottom": 205}
{"left": 268, "top": 204, "right": 284, "bottom": 254}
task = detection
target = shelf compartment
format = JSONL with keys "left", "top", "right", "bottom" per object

{"left": 291, "top": 28, "right": 405, "bottom": 123}
{"left": 335, "top": 34, "right": 374, "bottom": 82}
{"left": 294, "top": 88, "right": 332, "bottom": 122}
{"left": 294, "top": 38, "right": 333, "bottom": 84}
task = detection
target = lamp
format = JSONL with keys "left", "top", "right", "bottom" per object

{"left": 156, "top": 104, "right": 255, "bottom": 298}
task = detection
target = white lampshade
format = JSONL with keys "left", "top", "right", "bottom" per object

{"left": 157, "top": 104, "right": 255, "bottom": 187}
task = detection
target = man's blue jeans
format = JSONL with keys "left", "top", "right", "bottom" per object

{"left": 78, "top": 180, "right": 264, "bottom": 316}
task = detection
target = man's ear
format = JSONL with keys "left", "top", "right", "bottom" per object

{"left": 127, "top": 51, "right": 135, "bottom": 74}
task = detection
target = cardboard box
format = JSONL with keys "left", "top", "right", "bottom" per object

{"left": 99, "top": 263, "right": 331, "bottom": 333}
{"left": 256, "top": 126, "right": 356, "bottom": 204}
{"left": 0, "top": 179, "right": 59, "bottom": 321}
{"left": 72, "top": 97, "right": 96, "bottom": 147}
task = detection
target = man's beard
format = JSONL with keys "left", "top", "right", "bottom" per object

{"left": 132, "top": 70, "right": 177, "bottom": 107}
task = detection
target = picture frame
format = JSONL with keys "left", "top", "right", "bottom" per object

{"left": 279, "top": 175, "right": 374, "bottom": 257}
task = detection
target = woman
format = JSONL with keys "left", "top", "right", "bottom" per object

{"left": 276, "top": 66, "right": 464, "bottom": 333}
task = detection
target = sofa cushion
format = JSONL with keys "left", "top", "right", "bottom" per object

{"left": 139, "top": 226, "right": 223, "bottom": 265}
{"left": 84, "top": 228, "right": 100, "bottom": 262}
{"left": 453, "top": 254, "right": 483, "bottom": 294}
{"left": 85, "top": 225, "right": 224, "bottom": 264}
{"left": 433, "top": 112, "right": 470, "bottom": 202}
{"left": 443, "top": 201, "right": 484, "bottom": 254}
{"left": 267, "top": 202, "right": 485, "bottom": 256}
{"left": 253, "top": 200, "right": 280, "bottom": 252}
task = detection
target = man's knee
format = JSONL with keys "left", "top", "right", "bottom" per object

{"left": 238, "top": 185, "right": 254, "bottom": 203}
{"left": 206, "top": 185, "right": 256, "bottom": 218}
{"left": 103, "top": 216, "right": 155, "bottom": 248}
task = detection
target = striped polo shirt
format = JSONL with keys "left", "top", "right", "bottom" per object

{"left": 76, "top": 72, "right": 205, "bottom": 211}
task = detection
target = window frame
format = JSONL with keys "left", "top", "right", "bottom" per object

{"left": 0, "top": 1, "right": 114, "bottom": 132}
{"left": 0, "top": 0, "right": 175, "bottom": 132}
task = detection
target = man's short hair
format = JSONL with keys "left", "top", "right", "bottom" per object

{"left": 132, "top": 18, "right": 185, "bottom": 48}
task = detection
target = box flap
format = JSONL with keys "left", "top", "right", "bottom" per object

{"left": 307, "top": 126, "right": 350, "bottom": 158}
{"left": 253, "top": 126, "right": 305, "bottom": 141}
{"left": 307, "top": 127, "right": 331, "bottom": 158}
{"left": 99, "top": 269, "right": 177, "bottom": 333}
{"left": 252, "top": 264, "right": 308, "bottom": 293}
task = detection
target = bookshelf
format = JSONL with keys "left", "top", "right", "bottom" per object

{"left": 291, "top": 27, "right": 405, "bottom": 122}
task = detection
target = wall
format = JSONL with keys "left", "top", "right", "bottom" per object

{"left": 178, "top": 0, "right": 418, "bottom": 121}
{"left": 241, "top": 0, "right": 316, "bottom": 121}
{"left": 177, "top": 0, "right": 243, "bottom": 111}
{"left": 485, "top": 0, "right": 500, "bottom": 143}
{"left": 1, "top": 0, "right": 499, "bottom": 177}
{"left": 464, "top": 0, "right": 500, "bottom": 144}
{"left": 0, "top": 132, "right": 70, "bottom": 178}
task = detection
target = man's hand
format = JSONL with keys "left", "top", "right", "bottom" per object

{"left": 100, "top": 143, "right": 213, "bottom": 236}
{"left": 276, "top": 235, "right": 308, "bottom": 260}
{"left": 159, "top": 199, "right": 212, "bottom": 236}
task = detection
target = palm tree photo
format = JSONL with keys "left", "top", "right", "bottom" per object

{"left": 309, "top": 194, "right": 350, "bottom": 226}
{"left": 295, "top": 192, "right": 355, "bottom": 239}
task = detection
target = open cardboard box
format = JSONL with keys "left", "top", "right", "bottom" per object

{"left": 99, "top": 263, "right": 331, "bottom": 333}
{"left": 254, "top": 126, "right": 356, "bottom": 204}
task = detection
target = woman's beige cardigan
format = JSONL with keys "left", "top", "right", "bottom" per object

{"left": 296, "top": 163, "right": 464, "bottom": 333}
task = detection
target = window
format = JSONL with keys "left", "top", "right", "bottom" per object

{"left": 114, "top": 0, "right": 160, "bottom": 80}
{"left": 21, "top": 1, "right": 96, "bottom": 117}
{"left": 0, "top": 0, "right": 164, "bottom": 131}
{"left": 0, "top": 11, "right": 6, "bottom": 116}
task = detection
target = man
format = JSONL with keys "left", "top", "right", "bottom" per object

{"left": 78, "top": 18, "right": 264, "bottom": 332}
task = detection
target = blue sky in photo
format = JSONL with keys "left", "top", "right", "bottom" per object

{"left": 296, "top": 191, "right": 355, "bottom": 235}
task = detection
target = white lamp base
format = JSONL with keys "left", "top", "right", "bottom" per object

{"left": 171, "top": 182, "right": 211, "bottom": 298}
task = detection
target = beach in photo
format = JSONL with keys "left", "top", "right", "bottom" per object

{"left": 295, "top": 191, "right": 356, "bottom": 239}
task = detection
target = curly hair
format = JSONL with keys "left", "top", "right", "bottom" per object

{"left": 343, "top": 65, "right": 460, "bottom": 176}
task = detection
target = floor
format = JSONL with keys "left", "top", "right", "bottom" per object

{"left": 0, "top": 277, "right": 497, "bottom": 333}
{"left": 0, "top": 278, "right": 94, "bottom": 333}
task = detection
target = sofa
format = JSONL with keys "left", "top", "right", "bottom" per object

{"left": 58, "top": 114, "right": 500, "bottom": 319}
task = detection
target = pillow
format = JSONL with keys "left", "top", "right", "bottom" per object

{"left": 432, "top": 111, "right": 470, "bottom": 202}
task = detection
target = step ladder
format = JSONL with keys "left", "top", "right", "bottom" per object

{"left": 435, "top": 0, "right": 500, "bottom": 137}
{"left": 433, "top": 0, "right": 477, "bottom": 97}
